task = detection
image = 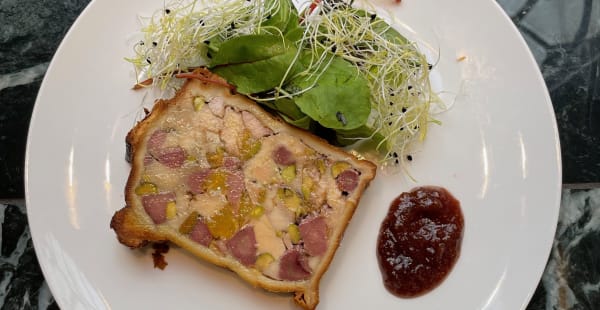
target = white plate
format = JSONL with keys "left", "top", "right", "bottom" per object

{"left": 25, "top": 0, "right": 561, "bottom": 309}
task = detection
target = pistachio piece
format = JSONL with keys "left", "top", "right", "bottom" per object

{"left": 281, "top": 165, "right": 296, "bottom": 183}
{"left": 331, "top": 161, "right": 352, "bottom": 178}
{"left": 255, "top": 253, "right": 275, "bottom": 271}
{"left": 165, "top": 201, "right": 177, "bottom": 220}
{"left": 277, "top": 188, "right": 303, "bottom": 214}
{"left": 316, "top": 159, "right": 326, "bottom": 175}
{"left": 302, "top": 177, "right": 314, "bottom": 200}
{"left": 135, "top": 182, "right": 158, "bottom": 196}
{"left": 288, "top": 224, "right": 301, "bottom": 244}
{"left": 250, "top": 205, "right": 265, "bottom": 219}
{"left": 193, "top": 95, "right": 206, "bottom": 111}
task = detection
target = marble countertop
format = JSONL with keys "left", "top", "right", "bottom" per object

{"left": 1, "top": 0, "right": 599, "bottom": 309}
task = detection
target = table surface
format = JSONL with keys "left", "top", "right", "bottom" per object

{"left": 1, "top": 0, "right": 599, "bottom": 309}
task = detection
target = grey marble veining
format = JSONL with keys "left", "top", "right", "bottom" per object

{"left": 0, "top": 63, "right": 49, "bottom": 93}
{"left": 0, "top": 0, "right": 90, "bottom": 197}
{"left": 526, "top": 189, "right": 600, "bottom": 309}
{"left": 0, "top": 203, "right": 57, "bottom": 310}
{"left": 0, "top": 0, "right": 89, "bottom": 75}
{"left": 497, "top": 0, "right": 600, "bottom": 183}
{"left": 542, "top": 189, "right": 600, "bottom": 309}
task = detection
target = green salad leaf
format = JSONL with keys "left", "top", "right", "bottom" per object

{"left": 212, "top": 43, "right": 300, "bottom": 94}
{"left": 286, "top": 56, "right": 371, "bottom": 130}
{"left": 209, "top": 34, "right": 290, "bottom": 66}
{"left": 263, "top": 97, "right": 307, "bottom": 120}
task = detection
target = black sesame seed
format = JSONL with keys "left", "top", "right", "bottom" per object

{"left": 370, "top": 14, "right": 377, "bottom": 21}
{"left": 401, "top": 107, "right": 407, "bottom": 113}
{"left": 407, "top": 155, "right": 413, "bottom": 161}
{"left": 390, "top": 93, "right": 395, "bottom": 96}
{"left": 266, "top": 14, "right": 272, "bottom": 19}
{"left": 165, "top": 9, "right": 171, "bottom": 14}
{"left": 400, "top": 127, "right": 404, "bottom": 131}
{"left": 331, "top": 45, "right": 337, "bottom": 53}
{"left": 427, "top": 63, "right": 433, "bottom": 70}
{"left": 395, "top": 159, "right": 399, "bottom": 164}
{"left": 152, "top": 41, "right": 157, "bottom": 47}
{"left": 388, "top": 121, "right": 393, "bottom": 126}
{"left": 393, "top": 152, "right": 398, "bottom": 158}
{"left": 206, "top": 52, "right": 212, "bottom": 59}
{"left": 146, "top": 58, "right": 152, "bottom": 64}
{"left": 203, "top": 40, "right": 210, "bottom": 44}
{"left": 139, "top": 41, "right": 145, "bottom": 46}
{"left": 389, "top": 102, "right": 394, "bottom": 106}
{"left": 414, "top": 125, "right": 419, "bottom": 130}
{"left": 342, "top": 191, "right": 349, "bottom": 196}
{"left": 199, "top": 19, "right": 205, "bottom": 26}
{"left": 407, "top": 85, "right": 413, "bottom": 90}
{"left": 230, "top": 22, "right": 235, "bottom": 29}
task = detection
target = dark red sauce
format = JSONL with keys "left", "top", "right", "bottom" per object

{"left": 376, "top": 186, "right": 464, "bottom": 297}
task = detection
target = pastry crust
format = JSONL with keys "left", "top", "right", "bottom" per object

{"left": 111, "top": 69, "right": 376, "bottom": 309}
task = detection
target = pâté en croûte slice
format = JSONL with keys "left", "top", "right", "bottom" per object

{"left": 111, "top": 69, "right": 376, "bottom": 309}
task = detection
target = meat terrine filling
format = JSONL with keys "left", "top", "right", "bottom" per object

{"left": 131, "top": 92, "right": 364, "bottom": 282}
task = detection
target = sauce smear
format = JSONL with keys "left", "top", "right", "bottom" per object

{"left": 376, "top": 186, "right": 464, "bottom": 297}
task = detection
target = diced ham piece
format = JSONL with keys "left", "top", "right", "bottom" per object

{"left": 187, "top": 169, "right": 211, "bottom": 194}
{"left": 226, "top": 170, "right": 245, "bottom": 208}
{"left": 299, "top": 216, "right": 328, "bottom": 256}
{"left": 156, "top": 146, "right": 186, "bottom": 168}
{"left": 273, "top": 146, "right": 295, "bottom": 166}
{"left": 208, "top": 96, "right": 225, "bottom": 117}
{"left": 141, "top": 192, "right": 175, "bottom": 224}
{"left": 147, "top": 129, "right": 167, "bottom": 154}
{"left": 279, "top": 249, "right": 312, "bottom": 281}
{"left": 336, "top": 169, "right": 359, "bottom": 193}
{"left": 226, "top": 226, "right": 257, "bottom": 266}
{"left": 223, "top": 156, "right": 241, "bottom": 170}
{"left": 242, "top": 111, "right": 273, "bottom": 138}
{"left": 190, "top": 219, "right": 212, "bottom": 246}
